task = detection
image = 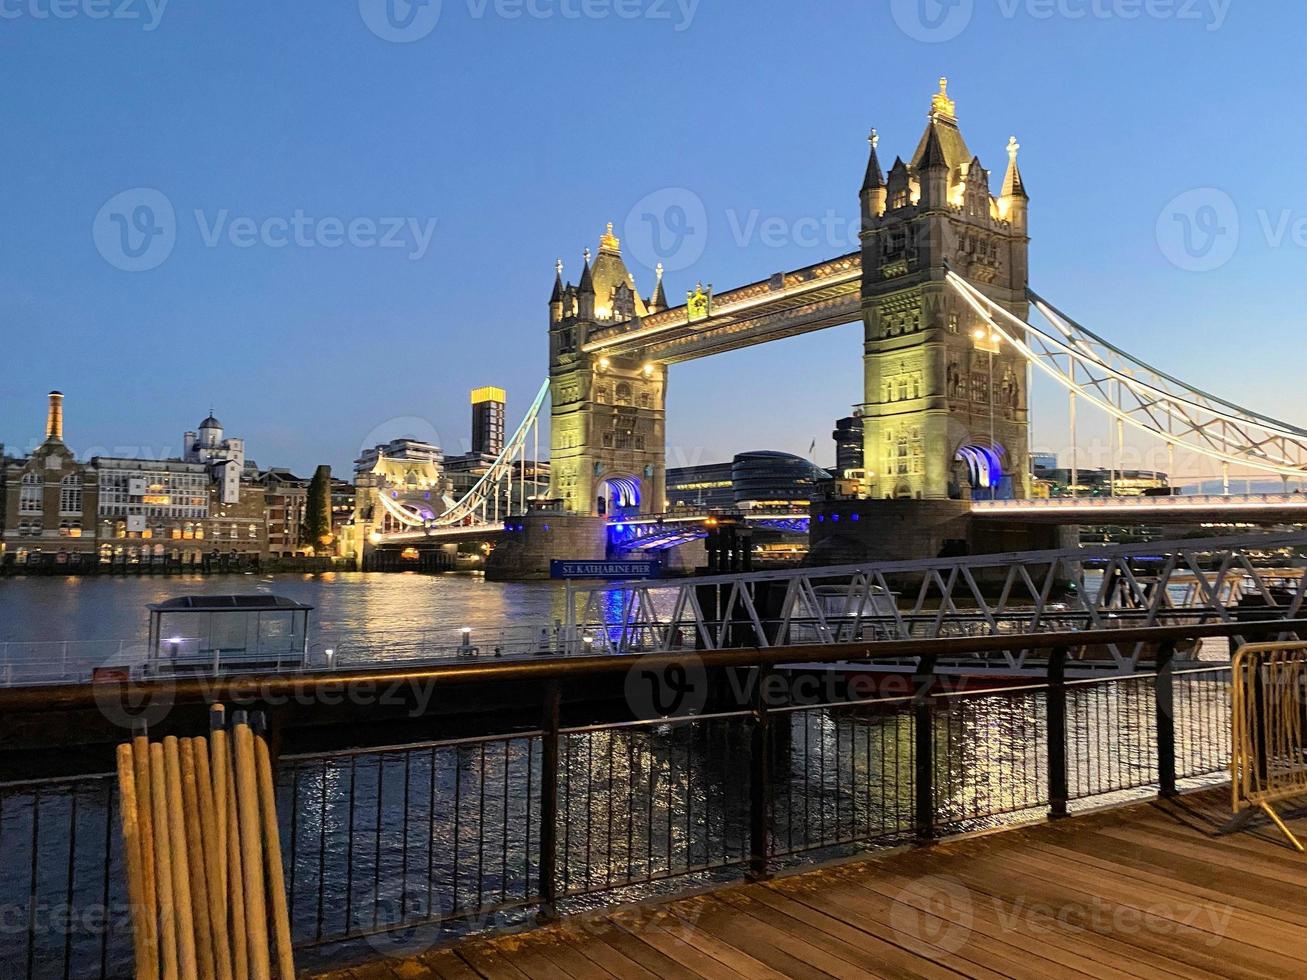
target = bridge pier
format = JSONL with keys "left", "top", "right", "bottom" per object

{"left": 484, "top": 510, "right": 608, "bottom": 581}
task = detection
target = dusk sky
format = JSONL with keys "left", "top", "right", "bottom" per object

{"left": 1, "top": 0, "right": 1299, "bottom": 484}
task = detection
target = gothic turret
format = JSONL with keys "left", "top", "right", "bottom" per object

{"left": 860, "top": 129, "right": 887, "bottom": 224}
{"left": 549, "top": 259, "right": 564, "bottom": 324}
{"left": 648, "top": 263, "right": 668, "bottom": 314}
{"left": 1000, "top": 136, "right": 1029, "bottom": 231}
{"left": 577, "top": 248, "right": 595, "bottom": 320}
{"left": 917, "top": 122, "right": 949, "bottom": 208}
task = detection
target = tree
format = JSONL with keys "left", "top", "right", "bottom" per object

{"left": 303, "top": 465, "right": 333, "bottom": 553}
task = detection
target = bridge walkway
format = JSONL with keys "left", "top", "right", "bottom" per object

{"left": 315, "top": 786, "right": 1307, "bottom": 980}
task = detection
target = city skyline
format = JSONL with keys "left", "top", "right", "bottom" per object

{"left": 3, "top": 3, "right": 1303, "bottom": 481}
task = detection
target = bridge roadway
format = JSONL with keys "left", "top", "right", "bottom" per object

{"left": 315, "top": 785, "right": 1307, "bottom": 980}
{"left": 376, "top": 494, "right": 1307, "bottom": 547}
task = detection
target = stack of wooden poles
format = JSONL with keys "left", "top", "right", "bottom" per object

{"left": 114, "top": 706, "right": 296, "bottom": 980}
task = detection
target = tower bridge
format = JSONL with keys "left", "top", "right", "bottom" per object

{"left": 370, "top": 78, "right": 1307, "bottom": 576}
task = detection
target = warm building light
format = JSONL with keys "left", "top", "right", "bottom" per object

{"left": 598, "top": 357, "right": 611, "bottom": 370}
{"left": 642, "top": 363, "right": 655, "bottom": 377}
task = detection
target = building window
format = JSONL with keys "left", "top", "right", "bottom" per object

{"left": 59, "top": 475, "right": 83, "bottom": 515}
{"left": 615, "top": 383, "right": 633, "bottom": 407}
{"left": 19, "top": 473, "right": 42, "bottom": 514}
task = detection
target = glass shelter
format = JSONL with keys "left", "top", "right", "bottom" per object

{"left": 146, "top": 595, "right": 313, "bottom": 674}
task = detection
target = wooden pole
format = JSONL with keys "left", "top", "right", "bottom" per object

{"left": 254, "top": 725, "right": 295, "bottom": 979}
{"left": 194, "top": 738, "right": 233, "bottom": 980}
{"left": 163, "top": 736, "right": 200, "bottom": 980}
{"left": 223, "top": 734, "right": 250, "bottom": 980}
{"left": 149, "top": 741, "right": 180, "bottom": 980}
{"left": 116, "top": 744, "right": 158, "bottom": 980}
{"left": 209, "top": 707, "right": 228, "bottom": 901}
{"left": 131, "top": 735, "right": 160, "bottom": 975}
{"left": 233, "top": 718, "right": 271, "bottom": 980}
{"left": 180, "top": 739, "right": 217, "bottom": 980}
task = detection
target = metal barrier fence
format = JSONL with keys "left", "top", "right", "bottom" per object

{"left": 0, "top": 618, "right": 1296, "bottom": 978}
{"left": 1231, "top": 641, "right": 1307, "bottom": 849}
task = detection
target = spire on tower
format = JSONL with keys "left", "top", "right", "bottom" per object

{"left": 1001, "top": 136, "right": 1028, "bottom": 200}
{"left": 578, "top": 249, "right": 594, "bottom": 295}
{"left": 862, "top": 129, "right": 885, "bottom": 191}
{"left": 649, "top": 261, "right": 668, "bottom": 312}
{"left": 930, "top": 76, "right": 956, "bottom": 121}
{"left": 599, "top": 222, "right": 621, "bottom": 254}
{"left": 550, "top": 259, "right": 564, "bottom": 304}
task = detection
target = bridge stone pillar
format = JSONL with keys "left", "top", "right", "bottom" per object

{"left": 548, "top": 227, "right": 668, "bottom": 517}
{"left": 859, "top": 79, "right": 1031, "bottom": 504}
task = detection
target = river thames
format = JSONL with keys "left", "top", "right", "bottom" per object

{"left": 0, "top": 572, "right": 566, "bottom": 643}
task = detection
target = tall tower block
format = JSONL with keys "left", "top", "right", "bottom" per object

{"left": 470, "top": 386, "right": 506, "bottom": 457}
{"left": 860, "top": 79, "right": 1031, "bottom": 501}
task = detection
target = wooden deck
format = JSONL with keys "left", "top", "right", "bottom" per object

{"left": 317, "top": 788, "right": 1307, "bottom": 980}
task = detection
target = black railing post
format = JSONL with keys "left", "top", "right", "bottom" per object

{"left": 538, "top": 681, "right": 561, "bottom": 921}
{"left": 748, "top": 666, "right": 772, "bottom": 880}
{"left": 1047, "top": 646, "right": 1069, "bottom": 819}
{"left": 913, "top": 655, "right": 937, "bottom": 842}
{"left": 1155, "top": 640, "right": 1177, "bottom": 798}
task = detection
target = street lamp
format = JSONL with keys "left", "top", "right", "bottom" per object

{"left": 972, "top": 327, "right": 1002, "bottom": 499}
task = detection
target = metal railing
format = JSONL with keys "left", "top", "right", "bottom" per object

{"left": 0, "top": 617, "right": 1300, "bottom": 978}
{"left": 972, "top": 492, "right": 1307, "bottom": 512}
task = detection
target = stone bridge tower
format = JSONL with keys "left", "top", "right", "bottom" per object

{"left": 859, "top": 79, "right": 1031, "bottom": 501}
{"left": 548, "top": 225, "right": 669, "bottom": 516}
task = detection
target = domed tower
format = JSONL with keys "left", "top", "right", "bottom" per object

{"left": 859, "top": 78, "right": 1031, "bottom": 502}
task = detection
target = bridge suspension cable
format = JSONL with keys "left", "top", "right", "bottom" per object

{"left": 376, "top": 379, "right": 550, "bottom": 537}
{"left": 434, "top": 377, "right": 550, "bottom": 527}
{"left": 946, "top": 273, "right": 1307, "bottom": 480}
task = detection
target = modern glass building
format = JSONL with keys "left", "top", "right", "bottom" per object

{"left": 667, "top": 452, "right": 830, "bottom": 511}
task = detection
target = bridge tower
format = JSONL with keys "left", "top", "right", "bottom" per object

{"left": 860, "top": 79, "right": 1031, "bottom": 501}
{"left": 548, "top": 225, "right": 669, "bottom": 517}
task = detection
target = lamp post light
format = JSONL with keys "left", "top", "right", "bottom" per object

{"left": 972, "top": 327, "right": 1002, "bottom": 499}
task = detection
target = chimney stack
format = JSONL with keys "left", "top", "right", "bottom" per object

{"left": 45, "top": 391, "right": 64, "bottom": 442}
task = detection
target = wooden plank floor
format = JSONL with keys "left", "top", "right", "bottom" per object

{"left": 316, "top": 788, "right": 1307, "bottom": 980}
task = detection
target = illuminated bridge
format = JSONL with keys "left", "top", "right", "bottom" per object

{"left": 371, "top": 78, "right": 1307, "bottom": 571}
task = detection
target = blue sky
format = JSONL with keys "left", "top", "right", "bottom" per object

{"left": 1, "top": 0, "right": 1300, "bottom": 484}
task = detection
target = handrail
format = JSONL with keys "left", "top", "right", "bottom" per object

{"left": 4, "top": 617, "right": 1301, "bottom": 715}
